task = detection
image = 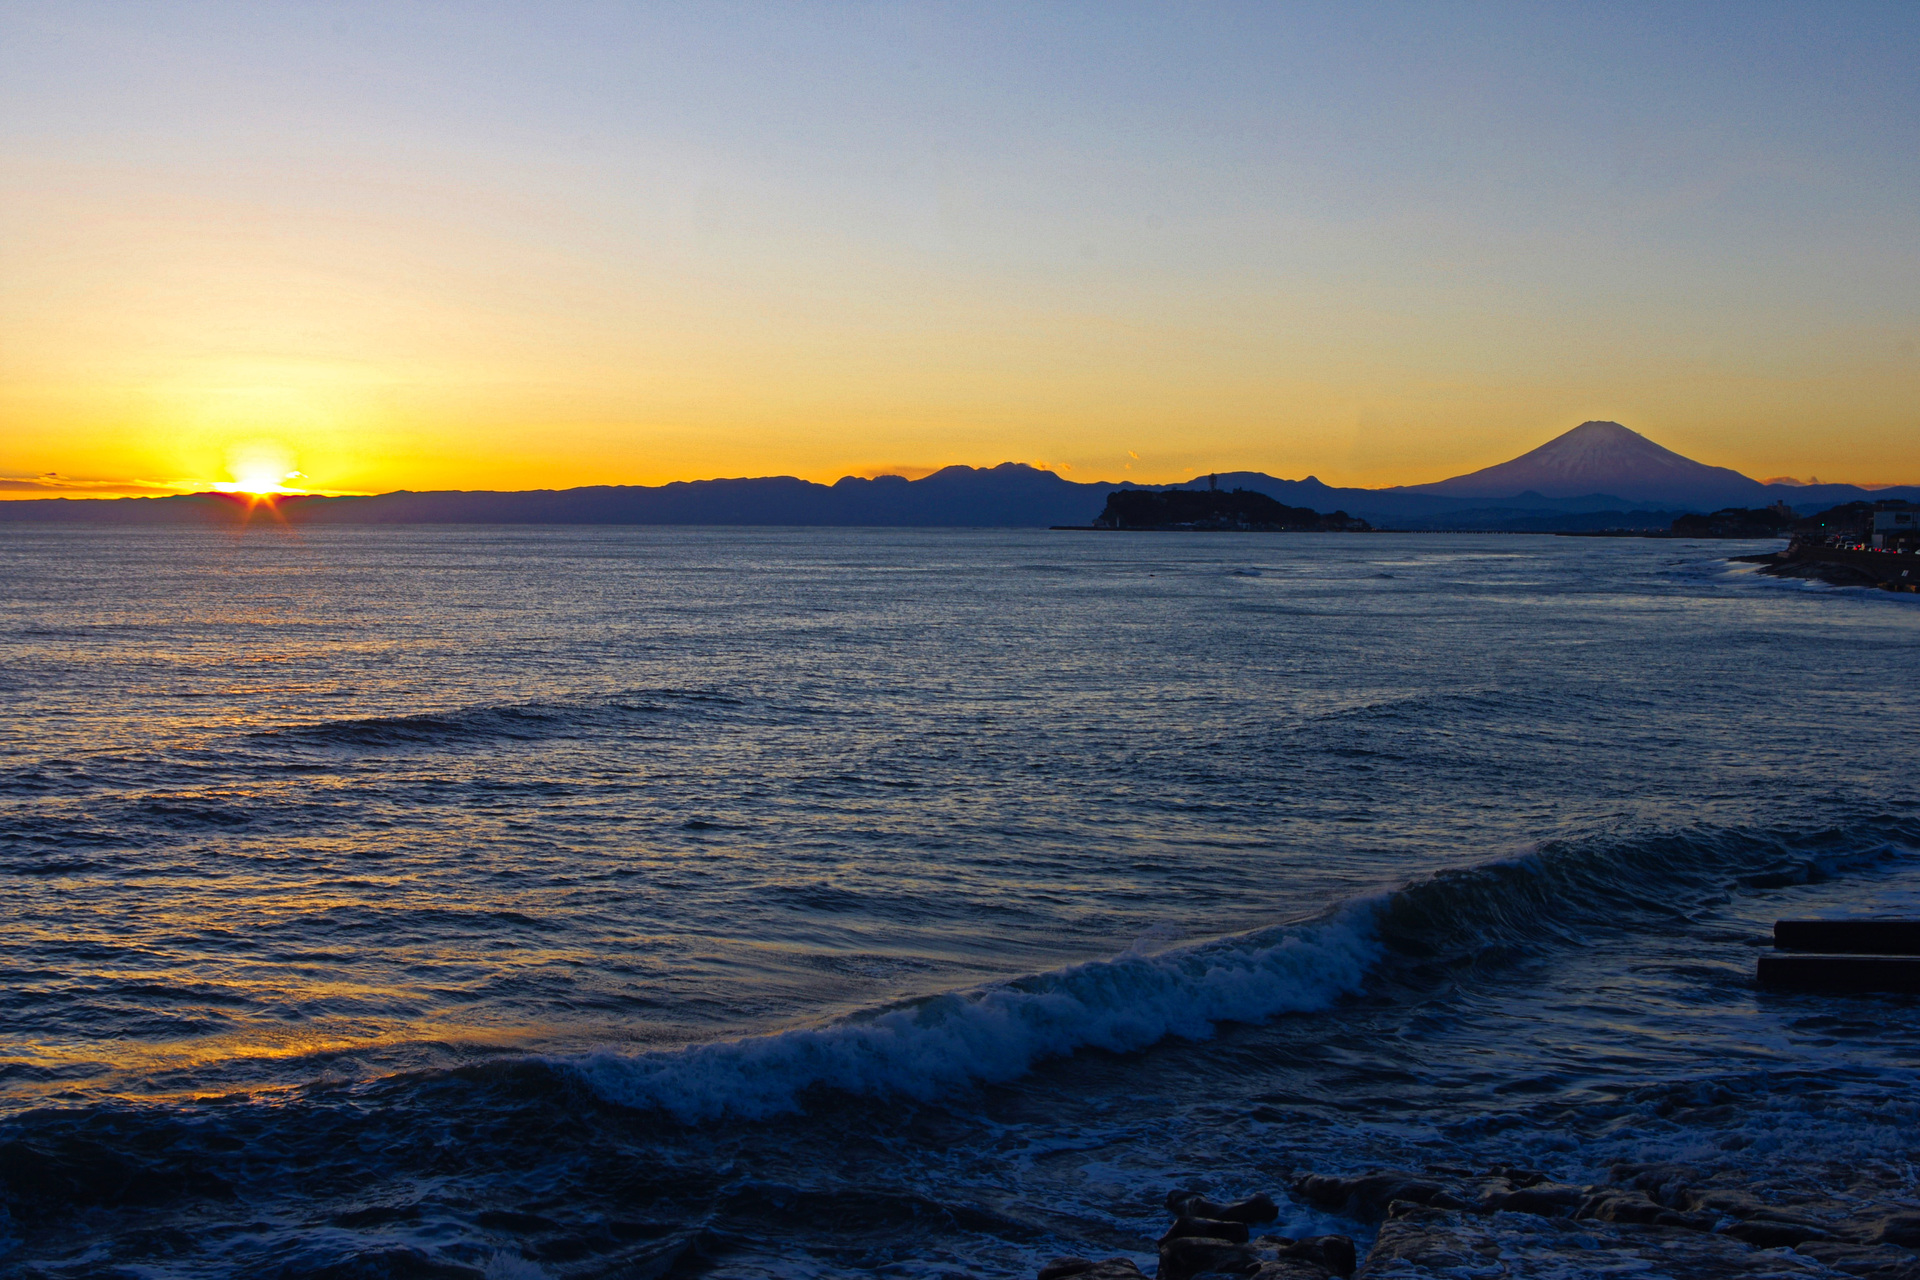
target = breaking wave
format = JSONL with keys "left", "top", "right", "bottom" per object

{"left": 576, "top": 913, "right": 1377, "bottom": 1121}
{"left": 573, "top": 816, "right": 1918, "bottom": 1123}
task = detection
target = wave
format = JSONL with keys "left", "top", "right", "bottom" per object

{"left": 244, "top": 688, "right": 749, "bottom": 750}
{"left": 247, "top": 705, "right": 569, "bottom": 748}
{"left": 576, "top": 913, "right": 1379, "bottom": 1122}
{"left": 1372, "top": 821, "right": 1908, "bottom": 964}
{"left": 572, "top": 814, "right": 1918, "bottom": 1123}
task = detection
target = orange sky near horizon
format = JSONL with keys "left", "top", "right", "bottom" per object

{"left": 4, "top": 5, "right": 1917, "bottom": 501}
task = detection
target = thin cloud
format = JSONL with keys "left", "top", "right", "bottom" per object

{"left": 0, "top": 474, "right": 195, "bottom": 498}
{"left": 849, "top": 464, "right": 942, "bottom": 481}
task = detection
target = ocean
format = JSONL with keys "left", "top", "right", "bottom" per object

{"left": 1, "top": 525, "right": 1915, "bottom": 1278}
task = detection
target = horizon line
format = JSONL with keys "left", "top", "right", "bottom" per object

{"left": 4, "top": 460, "right": 1918, "bottom": 505}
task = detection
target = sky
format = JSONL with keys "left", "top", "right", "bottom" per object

{"left": 3, "top": 1, "right": 1917, "bottom": 498}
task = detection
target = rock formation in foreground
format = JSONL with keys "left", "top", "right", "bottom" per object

{"left": 1035, "top": 1160, "right": 1920, "bottom": 1279}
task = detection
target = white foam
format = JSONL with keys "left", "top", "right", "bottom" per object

{"left": 484, "top": 1255, "right": 552, "bottom": 1280}
{"left": 572, "top": 910, "right": 1381, "bottom": 1122}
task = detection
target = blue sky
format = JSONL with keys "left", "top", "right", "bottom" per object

{"left": 3, "top": 2, "right": 1916, "bottom": 493}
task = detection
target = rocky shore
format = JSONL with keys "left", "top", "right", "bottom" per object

{"left": 1735, "top": 548, "right": 1920, "bottom": 591}
{"left": 1037, "top": 1162, "right": 1920, "bottom": 1279}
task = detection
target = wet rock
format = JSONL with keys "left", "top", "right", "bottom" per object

{"left": 1575, "top": 1189, "right": 1705, "bottom": 1229}
{"left": 1794, "top": 1240, "right": 1920, "bottom": 1280}
{"left": 1764, "top": 559, "right": 1885, "bottom": 587}
{"left": 1247, "top": 1262, "right": 1332, "bottom": 1280}
{"left": 1865, "top": 1215, "right": 1920, "bottom": 1249}
{"left": 1722, "top": 1219, "right": 1830, "bottom": 1248}
{"left": 1166, "top": 1191, "right": 1281, "bottom": 1225}
{"left": 1158, "top": 1236, "right": 1262, "bottom": 1280}
{"left": 1160, "top": 1216, "right": 1251, "bottom": 1245}
{"left": 1357, "top": 1204, "right": 1832, "bottom": 1278}
{"left": 1035, "top": 1258, "right": 1148, "bottom": 1280}
{"left": 1359, "top": 1205, "right": 1502, "bottom": 1275}
{"left": 1273, "top": 1234, "right": 1356, "bottom": 1278}
{"left": 1685, "top": 1188, "right": 1775, "bottom": 1218}
{"left": 1038, "top": 1262, "right": 1091, "bottom": 1280}
{"left": 1482, "top": 1165, "right": 1551, "bottom": 1186}
{"left": 1290, "top": 1173, "right": 1465, "bottom": 1222}
{"left": 1294, "top": 1168, "right": 1593, "bottom": 1225}
{"left": 1612, "top": 1161, "right": 1702, "bottom": 1208}
{"left": 1479, "top": 1181, "right": 1586, "bottom": 1217}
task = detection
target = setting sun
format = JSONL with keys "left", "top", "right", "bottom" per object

{"left": 211, "top": 441, "right": 307, "bottom": 497}
{"left": 213, "top": 469, "right": 303, "bottom": 497}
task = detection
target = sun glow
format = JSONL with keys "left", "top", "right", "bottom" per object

{"left": 213, "top": 470, "right": 304, "bottom": 497}
{"left": 212, "top": 440, "right": 307, "bottom": 497}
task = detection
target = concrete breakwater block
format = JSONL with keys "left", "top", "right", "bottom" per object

{"left": 1757, "top": 954, "right": 1920, "bottom": 993}
{"left": 1774, "top": 919, "right": 1920, "bottom": 955}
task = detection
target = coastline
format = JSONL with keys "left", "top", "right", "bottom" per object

{"left": 1735, "top": 547, "right": 1920, "bottom": 592}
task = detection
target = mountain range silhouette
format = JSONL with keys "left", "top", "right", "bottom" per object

{"left": 3, "top": 423, "right": 1911, "bottom": 529}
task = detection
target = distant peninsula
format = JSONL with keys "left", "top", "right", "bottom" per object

{"left": 1061, "top": 487, "right": 1371, "bottom": 532}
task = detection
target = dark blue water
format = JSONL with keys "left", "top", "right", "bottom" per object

{"left": 1, "top": 526, "right": 1915, "bottom": 1277}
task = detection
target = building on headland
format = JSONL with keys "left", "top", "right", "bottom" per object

{"left": 1789, "top": 499, "right": 1918, "bottom": 551}
{"left": 1757, "top": 499, "right": 1920, "bottom": 592}
{"left": 1871, "top": 509, "right": 1919, "bottom": 551}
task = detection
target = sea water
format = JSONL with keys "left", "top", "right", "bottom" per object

{"left": 0, "top": 525, "right": 1915, "bottom": 1277}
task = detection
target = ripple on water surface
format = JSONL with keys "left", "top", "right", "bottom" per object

{"left": 0, "top": 526, "right": 1914, "bottom": 1275}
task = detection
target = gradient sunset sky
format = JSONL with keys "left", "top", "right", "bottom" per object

{"left": 4, "top": 2, "right": 1917, "bottom": 498}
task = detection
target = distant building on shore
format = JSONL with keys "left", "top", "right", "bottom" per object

{"left": 1871, "top": 509, "right": 1919, "bottom": 551}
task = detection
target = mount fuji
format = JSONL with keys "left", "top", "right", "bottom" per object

{"left": 1400, "top": 420, "right": 1769, "bottom": 506}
